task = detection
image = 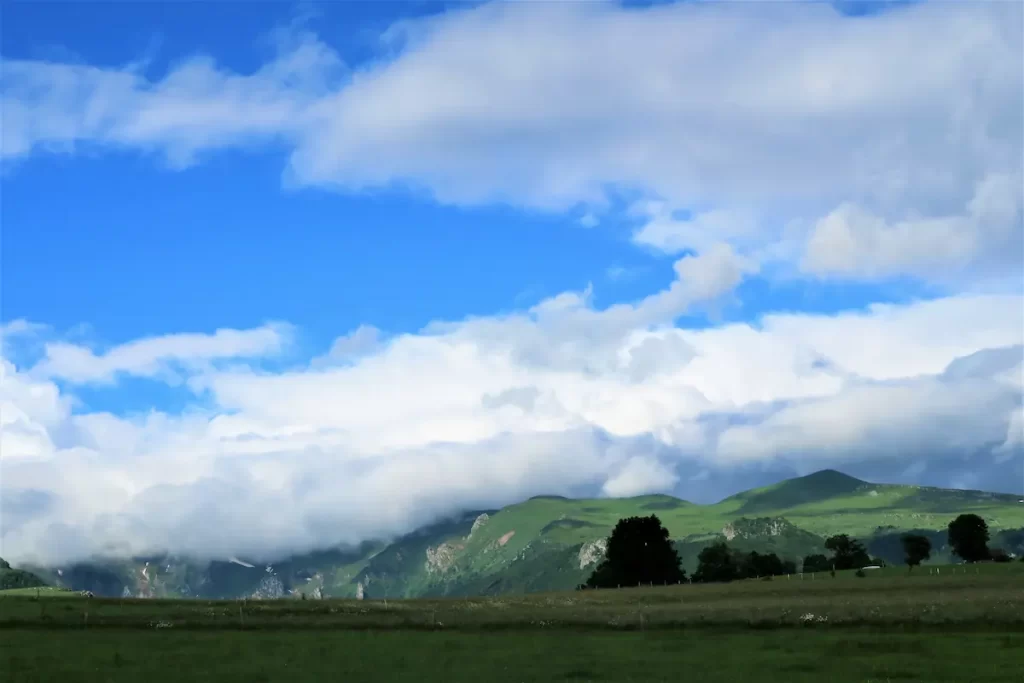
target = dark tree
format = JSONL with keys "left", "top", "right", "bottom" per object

{"left": 585, "top": 515, "right": 685, "bottom": 589}
{"left": 824, "top": 534, "right": 871, "bottom": 570}
{"left": 900, "top": 534, "right": 931, "bottom": 571}
{"left": 737, "top": 551, "right": 787, "bottom": 579}
{"left": 0, "top": 558, "right": 10, "bottom": 570}
{"left": 948, "top": 514, "right": 990, "bottom": 563}
{"left": 693, "top": 542, "right": 738, "bottom": 583}
{"left": 802, "top": 554, "right": 830, "bottom": 573}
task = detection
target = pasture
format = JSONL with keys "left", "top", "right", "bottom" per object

{"left": 2, "top": 563, "right": 1022, "bottom": 682}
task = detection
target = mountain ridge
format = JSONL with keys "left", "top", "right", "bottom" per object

{"left": 17, "top": 469, "right": 1024, "bottom": 600}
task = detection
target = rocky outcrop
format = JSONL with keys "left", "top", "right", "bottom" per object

{"left": 578, "top": 538, "right": 607, "bottom": 569}
{"left": 250, "top": 575, "right": 285, "bottom": 599}
{"left": 469, "top": 513, "right": 490, "bottom": 539}
{"left": 425, "top": 542, "right": 461, "bottom": 574}
{"left": 722, "top": 517, "right": 792, "bottom": 541}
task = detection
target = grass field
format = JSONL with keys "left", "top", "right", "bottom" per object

{"left": 0, "top": 586, "right": 81, "bottom": 598}
{"left": 2, "top": 563, "right": 1022, "bottom": 682}
{"left": 4, "top": 629, "right": 1023, "bottom": 683}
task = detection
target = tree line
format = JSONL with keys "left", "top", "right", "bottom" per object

{"left": 581, "top": 512, "right": 1019, "bottom": 590}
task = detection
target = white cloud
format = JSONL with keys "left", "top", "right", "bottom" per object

{"left": 1, "top": 32, "right": 342, "bottom": 166}
{"left": 804, "top": 172, "right": 1023, "bottom": 279}
{"left": 632, "top": 204, "right": 760, "bottom": 255}
{"left": 602, "top": 456, "right": 679, "bottom": 498}
{"left": 3, "top": 2, "right": 1020, "bottom": 282}
{"left": 33, "top": 323, "right": 291, "bottom": 384}
{"left": 2, "top": 291, "right": 1021, "bottom": 565}
{"left": 310, "top": 325, "right": 382, "bottom": 368}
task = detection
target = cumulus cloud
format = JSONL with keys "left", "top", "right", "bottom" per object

{"left": 602, "top": 456, "right": 679, "bottom": 498}
{"left": 631, "top": 204, "right": 760, "bottom": 256}
{"left": 2, "top": 290, "right": 1021, "bottom": 565}
{"left": 32, "top": 323, "right": 291, "bottom": 384}
{"left": 804, "top": 172, "right": 1023, "bottom": 279}
{"left": 310, "top": 325, "right": 382, "bottom": 368}
{"left": 1, "top": 31, "right": 343, "bottom": 166}
{"left": 3, "top": 2, "right": 1020, "bottom": 281}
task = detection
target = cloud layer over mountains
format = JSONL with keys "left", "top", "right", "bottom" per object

{"left": 1, "top": 1, "right": 1021, "bottom": 565}
{"left": 4, "top": 292, "right": 1021, "bottom": 565}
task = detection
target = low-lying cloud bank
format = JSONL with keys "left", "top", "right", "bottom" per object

{"left": 2, "top": 290, "right": 1021, "bottom": 566}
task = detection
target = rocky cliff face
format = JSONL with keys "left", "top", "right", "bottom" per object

{"left": 722, "top": 517, "right": 794, "bottom": 541}
{"left": 425, "top": 542, "right": 463, "bottom": 574}
{"left": 577, "top": 539, "right": 607, "bottom": 569}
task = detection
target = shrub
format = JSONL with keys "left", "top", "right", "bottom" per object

{"left": 990, "top": 548, "right": 1012, "bottom": 563}
{"left": 854, "top": 569, "right": 866, "bottom": 578}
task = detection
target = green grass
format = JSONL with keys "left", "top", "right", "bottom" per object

{"left": 3, "top": 565, "right": 1021, "bottom": 682}
{"left": 0, "top": 586, "right": 80, "bottom": 598}
{"left": 2, "top": 562, "right": 1021, "bottom": 630}
{"left": 3, "top": 629, "right": 1022, "bottom": 683}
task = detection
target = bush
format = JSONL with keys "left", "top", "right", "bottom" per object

{"left": 854, "top": 569, "right": 866, "bottom": 578}
{"left": 990, "top": 548, "right": 1012, "bottom": 563}
{"left": 802, "top": 554, "right": 830, "bottom": 573}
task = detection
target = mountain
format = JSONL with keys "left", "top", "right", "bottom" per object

{"left": 0, "top": 557, "right": 48, "bottom": 591}
{"left": 21, "top": 470, "right": 1024, "bottom": 599}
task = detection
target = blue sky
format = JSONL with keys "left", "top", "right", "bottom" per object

{"left": 3, "top": 0, "right": 940, "bottom": 358}
{"left": 1, "top": 0, "right": 1022, "bottom": 564}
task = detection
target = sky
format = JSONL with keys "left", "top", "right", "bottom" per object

{"left": 1, "top": 0, "right": 1022, "bottom": 566}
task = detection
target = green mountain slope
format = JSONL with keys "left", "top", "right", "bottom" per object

{"left": 27, "top": 470, "right": 1024, "bottom": 599}
{"left": 0, "top": 557, "right": 48, "bottom": 590}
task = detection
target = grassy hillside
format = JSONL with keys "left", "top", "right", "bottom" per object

{"left": 0, "top": 558, "right": 48, "bottom": 592}
{"left": 25, "top": 469, "right": 1024, "bottom": 599}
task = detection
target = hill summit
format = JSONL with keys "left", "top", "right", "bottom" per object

{"left": 725, "top": 469, "right": 868, "bottom": 514}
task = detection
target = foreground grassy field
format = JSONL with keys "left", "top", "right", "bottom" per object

{"left": 2, "top": 563, "right": 1021, "bottom": 681}
{"left": 4, "top": 629, "right": 1023, "bottom": 683}
{"left": 0, "top": 586, "right": 81, "bottom": 598}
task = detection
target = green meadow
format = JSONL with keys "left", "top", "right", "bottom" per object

{"left": 3, "top": 562, "right": 1022, "bottom": 682}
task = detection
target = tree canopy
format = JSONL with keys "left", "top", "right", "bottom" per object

{"left": 584, "top": 515, "right": 685, "bottom": 589}
{"left": 948, "top": 514, "right": 990, "bottom": 563}
{"left": 735, "top": 550, "right": 794, "bottom": 579}
{"left": 824, "top": 534, "right": 871, "bottom": 570}
{"left": 802, "top": 553, "right": 830, "bottom": 573}
{"left": 900, "top": 534, "right": 931, "bottom": 570}
{"left": 692, "top": 542, "right": 738, "bottom": 583}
